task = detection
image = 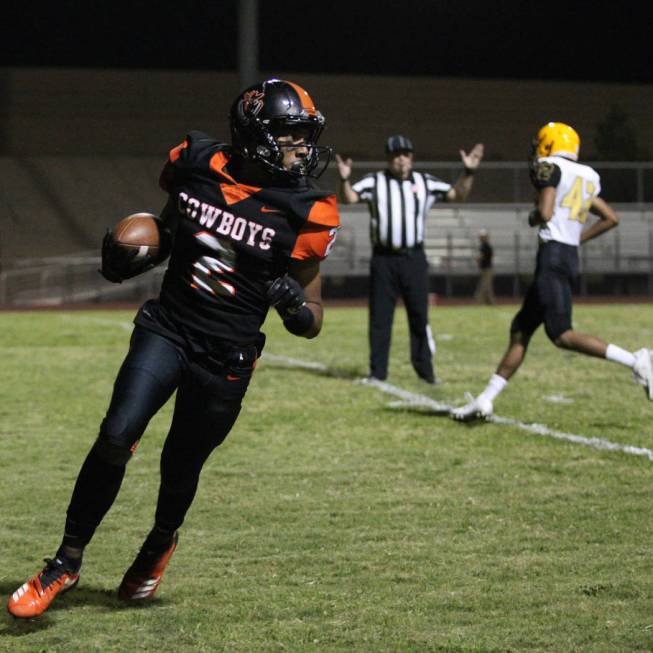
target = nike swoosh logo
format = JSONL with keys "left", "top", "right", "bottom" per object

{"left": 261, "top": 206, "right": 282, "bottom": 213}
{"left": 226, "top": 374, "right": 241, "bottom": 381}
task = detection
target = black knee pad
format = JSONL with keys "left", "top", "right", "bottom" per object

{"left": 100, "top": 411, "right": 135, "bottom": 440}
{"left": 98, "top": 410, "right": 144, "bottom": 450}
{"left": 91, "top": 437, "right": 133, "bottom": 466}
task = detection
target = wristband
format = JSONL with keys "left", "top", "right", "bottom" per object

{"left": 340, "top": 177, "right": 350, "bottom": 182}
{"left": 282, "top": 305, "right": 315, "bottom": 336}
{"left": 464, "top": 167, "right": 476, "bottom": 176}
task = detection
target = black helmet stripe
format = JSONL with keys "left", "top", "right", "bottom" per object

{"left": 385, "top": 135, "right": 414, "bottom": 154}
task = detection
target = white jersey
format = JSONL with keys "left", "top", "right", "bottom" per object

{"left": 537, "top": 155, "right": 601, "bottom": 247}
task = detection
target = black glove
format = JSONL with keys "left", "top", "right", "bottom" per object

{"left": 527, "top": 208, "right": 541, "bottom": 227}
{"left": 266, "top": 275, "right": 306, "bottom": 318}
{"left": 99, "top": 230, "right": 156, "bottom": 284}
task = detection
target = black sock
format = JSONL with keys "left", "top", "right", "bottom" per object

{"left": 142, "top": 525, "right": 176, "bottom": 554}
{"left": 55, "top": 545, "right": 83, "bottom": 574}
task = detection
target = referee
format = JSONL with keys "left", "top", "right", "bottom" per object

{"left": 336, "top": 135, "right": 484, "bottom": 383}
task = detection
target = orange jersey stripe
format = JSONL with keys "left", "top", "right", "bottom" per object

{"left": 306, "top": 194, "right": 340, "bottom": 228}
{"left": 169, "top": 140, "right": 188, "bottom": 163}
{"left": 209, "top": 152, "right": 261, "bottom": 204}
{"left": 220, "top": 183, "right": 257, "bottom": 205}
{"left": 291, "top": 224, "right": 338, "bottom": 261}
{"left": 209, "top": 151, "right": 235, "bottom": 181}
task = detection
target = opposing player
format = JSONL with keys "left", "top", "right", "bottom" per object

{"left": 7, "top": 79, "right": 339, "bottom": 618}
{"left": 452, "top": 122, "right": 653, "bottom": 422}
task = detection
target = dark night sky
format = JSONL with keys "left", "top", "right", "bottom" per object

{"left": 5, "top": 1, "right": 652, "bottom": 84}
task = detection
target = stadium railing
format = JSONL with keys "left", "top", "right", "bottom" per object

{"left": 2, "top": 204, "right": 652, "bottom": 306}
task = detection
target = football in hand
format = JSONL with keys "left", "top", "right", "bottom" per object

{"left": 111, "top": 212, "right": 163, "bottom": 260}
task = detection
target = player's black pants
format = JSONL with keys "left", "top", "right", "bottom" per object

{"left": 511, "top": 240, "right": 578, "bottom": 341}
{"left": 368, "top": 247, "right": 434, "bottom": 381}
{"left": 63, "top": 326, "right": 257, "bottom": 548}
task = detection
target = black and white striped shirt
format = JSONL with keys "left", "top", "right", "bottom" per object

{"left": 352, "top": 171, "right": 451, "bottom": 250}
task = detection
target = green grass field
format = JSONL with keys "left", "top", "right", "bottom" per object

{"left": 1, "top": 303, "right": 653, "bottom": 652}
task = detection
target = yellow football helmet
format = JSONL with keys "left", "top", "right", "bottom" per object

{"left": 536, "top": 122, "right": 580, "bottom": 160}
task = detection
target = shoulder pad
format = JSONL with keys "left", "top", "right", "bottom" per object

{"left": 162, "top": 132, "right": 231, "bottom": 191}
{"left": 306, "top": 194, "right": 339, "bottom": 228}
{"left": 279, "top": 188, "right": 339, "bottom": 226}
{"left": 173, "top": 131, "right": 224, "bottom": 167}
{"left": 530, "top": 161, "right": 561, "bottom": 189}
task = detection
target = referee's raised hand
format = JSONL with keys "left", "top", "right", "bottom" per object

{"left": 459, "top": 143, "right": 484, "bottom": 171}
{"left": 335, "top": 154, "right": 353, "bottom": 181}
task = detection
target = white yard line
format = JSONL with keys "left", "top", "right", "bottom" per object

{"left": 55, "top": 319, "right": 653, "bottom": 462}
{"left": 59, "top": 314, "right": 133, "bottom": 331}
{"left": 264, "top": 353, "right": 653, "bottom": 463}
{"left": 543, "top": 394, "right": 574, "bottom": 404}
{"left": 263, "top": 354, "right": 330, "bottom": 372}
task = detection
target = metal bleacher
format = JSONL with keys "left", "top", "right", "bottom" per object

{"left": 325, "top": 204, "right": 653, "bottom": 278}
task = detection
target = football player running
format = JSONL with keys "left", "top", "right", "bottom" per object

{"left": 452, "top": 122, "right": 653, "bottom": 422}
{"left": 7, "top": 79, "right": 339, "bottom": 618}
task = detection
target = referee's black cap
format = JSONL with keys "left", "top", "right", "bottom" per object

{"left": 385, "top": 134, "right": 414, "bottom": 154}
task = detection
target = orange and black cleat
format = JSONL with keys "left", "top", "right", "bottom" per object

{"left": 118, "top": 531, "right": 178, "bottom": 601}
{"left": 7, "top": 557, "right": 80, "bottom": 618}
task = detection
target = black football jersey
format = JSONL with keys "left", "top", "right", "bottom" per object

{"left": 137, "top": 131, "right": 339, "bottom": 350}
